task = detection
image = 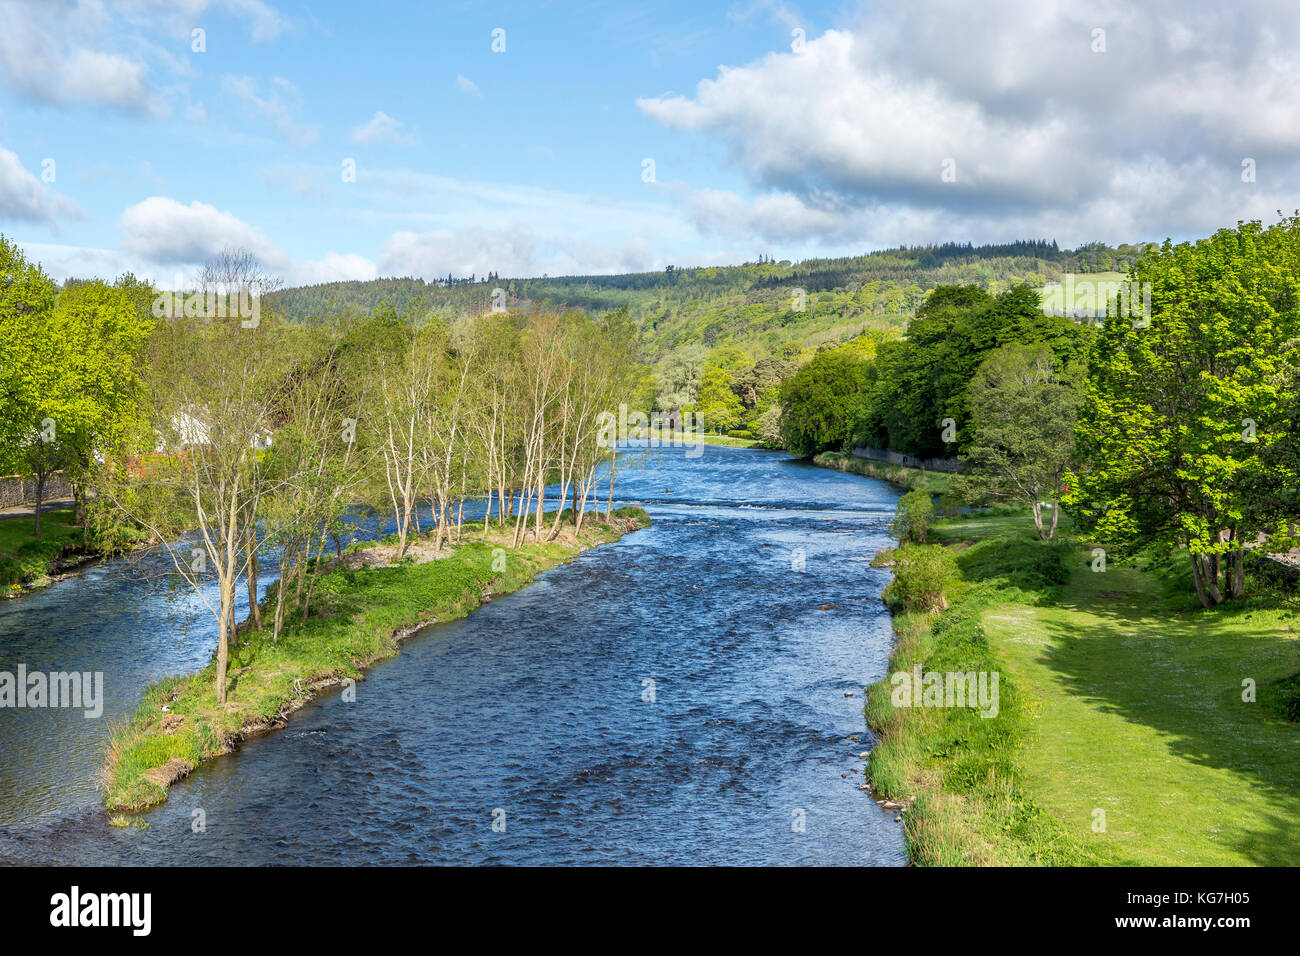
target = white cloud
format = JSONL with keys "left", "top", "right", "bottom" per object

{"left": 350, "top": 111, "right": 413, "bottom": 146}
{"left": 0, "top": 148, "right": 81, "bottom": 223}
{"left": 0, "top": 1, "right": 155, "bottom": 112}
{"left": 119, "top": 196, "right": 283, "bottom": 265}
{"left": 455, "top": 75, "right": 481, "bottom": 97}
{"left": 118, "top": 0, "right": 288, "bottom": 42}
{"left": 638, "top": 1, "right": 1300, "bottom": 246}
{"left": 222, "top": 74, "right": 319, "bottom": 148}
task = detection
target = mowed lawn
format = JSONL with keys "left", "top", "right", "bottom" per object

{"left": 0, "top": 504, "right": 79, "bottom": 553}
{"left": 979, "top": 550, "right": 1300, "bottom": 866}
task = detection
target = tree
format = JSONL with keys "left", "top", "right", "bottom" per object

{"left": 49, "top": 279, "right": 152, "bottom": 534}
{"left": 654, "top": 344, "right": 705, "bottom": 411}
{"left": 0, "top": 238, "right": 63, "bottom": 537}
{"left": 1066, "top": 218, "right": 1300, "bottom": 607}
{"left": 695, "top": 364, "right": 745, "bottom": 433}
{"left": 862, "top": 285, "right": 1089, "bottom": 458}
{"left": 102, "top": 312, "right": 292, "bottom": 703}
{"left": 955, "top": 343, "right": 1082, "bottom": 539}
{"left": 888, "top": 488, "right": 934, "bottom": 544}
{"left": 778, "top": 342, "right": 874, "bottom": 457}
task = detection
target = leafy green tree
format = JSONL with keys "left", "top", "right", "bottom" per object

{"left": 955, "top": 343, "right": 1082, "bottom": 539}
{"left": 695, "top": 364, "right": 745, "bottom": 432}
{"left": 49, "top": 279, "right": 153, "bottom": 532}
{"left": 1066, "top": 218, "right": 1300, "bottom": 607}
{"left": 654, "top": 344, "right": 705, "bottom": 411}
{"left": 881, "top": 543, "right": 955, "bottom": 612}
{"left": 778, "top": 342, "right": 875, "bottom": 457}
{"left": 0, "top": 237, "right": 61, "bottom": 535}
{"left": 863, "top": 284, "right": 1089, "bottom": 458}
{"left": 888, "top": 488, "right": 935, "bottom": 544}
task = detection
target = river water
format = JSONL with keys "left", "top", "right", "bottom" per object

{"left": 0, "top": 445, "right": 906, "bottom": 865}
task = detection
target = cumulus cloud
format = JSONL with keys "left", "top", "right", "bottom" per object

{"left": 119, "top": 196, "right": 283, "bottom": 265}
{"left": 350, "top": 111, "right": 413, "bottom": 146}
{"left": 638, "top": 0, "right": 1300, "bottom": 245}
{"left": 0, "top": 148, "right": 81, "bottom": 223}
{"left": 0, "top": 1, "right": 154, "bottom": 112}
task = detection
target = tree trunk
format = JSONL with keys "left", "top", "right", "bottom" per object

{"left": 1190, "top": 553, "right": 1223, "bottom": 608}
{"left": 216, "top": 586, "right": 232, "bottom": 704}
{"left": 73, "top": 482, "right": 88, "bottom": 542}
{"left": 273, "top": 568, "right": 287, "bottom": 643}
{"left": 245, "top": 526, "right": 262, "bottom": 631}
{"left": 32, "top": 473, "right": 46, "bottom": 539}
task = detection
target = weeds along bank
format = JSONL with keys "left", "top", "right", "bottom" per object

{"left": 862, "top": 508, "right": 1300, "bottom": 866}
{"left": 103, "top": 508, "right": 650, "bottom": 815}
{"left": 813, "top": 451, "right": 950, "bottom": 495}
{"left": 864, "top": 519, "right": 1109, "bottom": 865}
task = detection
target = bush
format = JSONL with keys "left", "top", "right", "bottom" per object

{"left": 15, "top": 538, "right": 64, "bottom": 580}
{"left": 0, "top": 556, "right": 21, "bottom": 587}
{"left": 889, "top": 488, "right": 935, "bottom": 544}
{"left": 882, "top": 544, "right": 957, "bottom": 612}
{"left": 727, "top": 429, "right": 754, "bottom": 439}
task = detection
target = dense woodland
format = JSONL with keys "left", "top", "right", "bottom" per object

{"left": 779, "top": 218, "right": 1300, "bottom": 609}
{"left": 267, "top": 239, "right": 1149, "bottom": 443}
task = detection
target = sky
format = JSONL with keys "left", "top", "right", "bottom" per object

{"left": 1, "top": 0, "right": 1297, "bottom": 288}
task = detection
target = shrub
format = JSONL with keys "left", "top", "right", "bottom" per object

{"left": 889, "top": 488, "right": 935, "bottom": 544}
{"left": 15, "top": 538, "right": 64, "bottom": 581}
{"left": 0, "top": 556, "right": 21, "bottom": 587}
{"left": 882, "top": 544, "right": 957, "bottom": 612}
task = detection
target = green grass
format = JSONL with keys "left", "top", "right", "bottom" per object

{"left": 629, "top": 430, "right": 759, "bottom": 448}
{"left": 0, "top": 505, "right": 83, "bottom": 590}
{"left": 104, "top": 509, "right": 651, "bottom": 812}
{"left": 814, "top": 450, "right": 951, "bottom": 494}
{"left": 866, "top": 506, "right": 1300, "bottom": 866}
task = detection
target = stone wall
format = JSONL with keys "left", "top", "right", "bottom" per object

{"left": 0, "top": 473, "right": 74, "bottom": 510}
{"left": 850, "top": 445, "right": 962, "bottom": 474}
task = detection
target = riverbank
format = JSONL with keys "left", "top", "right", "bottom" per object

{"left": 813, "top": 451, "right": 950, "bottom": 494}
{"left": 863, "top": 508, "right": 1300, "bottom": 865}
{"left": 103, "top": 508, "right": 651, "bottom": 814}
{"left": 0, "top": 506, "right": 104, "bottom": 597}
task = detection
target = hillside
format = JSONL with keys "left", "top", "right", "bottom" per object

{"left": 268, "top": 240, "right": 1150, "bottom": 359}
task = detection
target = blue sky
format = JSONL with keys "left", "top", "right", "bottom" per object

{"left": 2, "top": 0, "right": 1297, "bottom": 287}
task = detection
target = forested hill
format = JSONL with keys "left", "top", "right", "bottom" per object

{"left": 268, "top": 240, "right": 1149, "bottom": 357}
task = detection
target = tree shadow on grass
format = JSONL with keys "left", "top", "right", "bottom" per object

{"left": 1034, "top": 574, "right": 1300, "bottom": 865}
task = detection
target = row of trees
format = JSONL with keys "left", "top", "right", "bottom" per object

{"left": 1, "top": 238, "right": 645, "bottom": 703}
{"left": 777, "top": 216, "right": 1300, "bottom": 608}
{"left": 108, "top": 304, "right": 641, "bottom": 703}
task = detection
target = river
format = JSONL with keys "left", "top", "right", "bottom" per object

{"left": 0, "top": 445, "right": 906, "bottom": 865}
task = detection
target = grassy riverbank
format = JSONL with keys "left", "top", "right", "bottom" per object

{"left": 0, "top": 506, "right": 91, "bottom": 593}
{"left": 627, "top": 430, "right": 761, "bottom": 449}
{"left": 103, "top": 508, "right": 650, "bottom": 813}
{"left": 813, "top": 451, "right": 950, "bottom": 494}
{"left": 864, "top": 509, "right": 1300, "bottom": 865}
